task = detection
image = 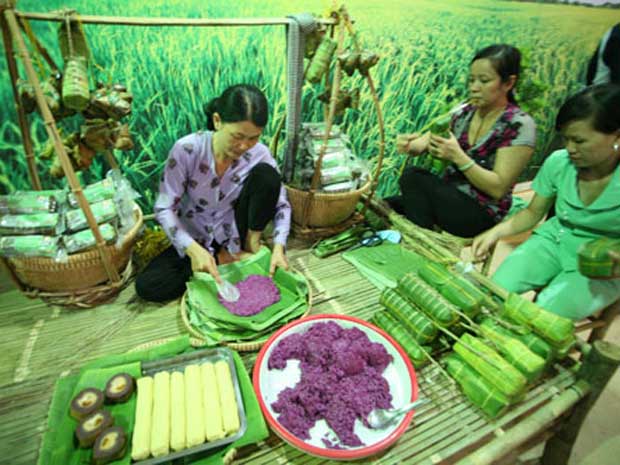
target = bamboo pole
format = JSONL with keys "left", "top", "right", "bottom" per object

{"left": 18, "top": 15, "right": 58, "bottom": 74}
{"left": 300, "top": 12, "right": 346, "bottom": 229}
{"left": 361, "top": 73, "right": 385, "bottom": 215}
{"left": 17, "top": 11, "right": 337, "bottom": 27}
{"left": 3, "top": 6, "right": 120, "bottom": 284}
{"left": 541, "top": 341, "right": 620, "bottom": 465}
{"left": 0, "top": 12, "right": 41, "bottom": 190}
{"left": 456, "top": 380, "right": 590, "bottom": 465}
{"left": 340, "top": 14, "right": 385, "bottom": 217}
{"left": 103, "top": 149, "right": 119, "bottom": 170}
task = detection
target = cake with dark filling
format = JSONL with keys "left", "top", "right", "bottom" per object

{"left": 92, "top": 426, "right": 127, "bottom": 464}
{"left": 70, "top": 388, "right": 104, "bottom": 420}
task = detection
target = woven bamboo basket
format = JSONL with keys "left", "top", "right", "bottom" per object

{"left": 7, "top": 205, "right": 143, "bottom": 292}
{"left": 285, "top": 179, "right": 371, "bottom": 228}
{"left": 180, "top": 271, "right": 313, "bottom": 351}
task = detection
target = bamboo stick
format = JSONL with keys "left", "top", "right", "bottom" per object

{"left": 300, "top": 12, "right": 346, "bottom": 229}
{"left": 308, "top": 15, "right": 345, "bottom": 191}
{"left": 3, "top": 7, "right": 120, "bottom": 284}
{"left": 360, "top": 73, "right": 385, "bottom": 215}
{"left": 340, "top": 13, "right": 385, "bottom": 217}
{"left": 17, "top": 11, "right": 337, "bottom": 27}
{"left": 0, "top": 13, "right": 41, "bottom": 190}
{"left": 103, "top": 149, "right": 119, "bottom": 170}
{"left": 541, "top": 341, "right": 620, "bottom": 465}
{"left": 18, "top": 15, "right": 58, "bottom": 73}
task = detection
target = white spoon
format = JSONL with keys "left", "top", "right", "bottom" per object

{"left": 217, "top": 279, "right": 240, "bottom": 302}
{"left": 367, "top": 398, "right": 429, "bottom": 429}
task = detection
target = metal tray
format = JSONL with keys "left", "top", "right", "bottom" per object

{"left": 134, "top": 347, "right": 247, "bottom": 465}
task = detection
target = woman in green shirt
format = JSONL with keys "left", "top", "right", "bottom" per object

{"left": 472, "top": 84, "right": 620, "bottom": 320}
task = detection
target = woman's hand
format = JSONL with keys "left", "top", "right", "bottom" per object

{"left": 396, "top": 132, "right": 430, "bottom": 155}
{"left": 429, "top": 132, "right": 468, "bottom": 165}
{"left": 471, "top": 228, "right": 500, "bottom": 261}
{"left": 186, "top": 241, "right": 222, "bottom": 283}
{"left": 270, "top": 243, "right": 289, "bottom": 277}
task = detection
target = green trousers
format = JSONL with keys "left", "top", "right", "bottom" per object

{"left": 493, "top": 234, "right": 620, "bottom": 320}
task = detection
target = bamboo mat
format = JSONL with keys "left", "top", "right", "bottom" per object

{"left": 0, "top": 244, "right": 579, "bottom": 465}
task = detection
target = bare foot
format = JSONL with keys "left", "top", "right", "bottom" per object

{"left": 217, "top": 248, "right": 237, "bottom": 265}
{"left": 233, "top": 251, "right": 254, "bottom": 261}
{"left": 245, "top": 229, "right": 263, "bottom": 253}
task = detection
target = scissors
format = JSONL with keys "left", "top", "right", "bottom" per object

{"left": 346, "top": 230, "right": 384, "bottom": 251}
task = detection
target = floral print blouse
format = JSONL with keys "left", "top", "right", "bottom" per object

{"left": 155, "top": 131, "right": 291, "bottom": 257}
{"left": 443, "top": 102, "right": 536, "bottom": 222}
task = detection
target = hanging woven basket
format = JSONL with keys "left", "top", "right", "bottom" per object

{"left": 285, "top": 179, "right": 370, "bottom": 228}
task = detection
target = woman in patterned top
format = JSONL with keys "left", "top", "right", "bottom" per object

{"left": 135, "top": 84, "right": 291, "bottom": 302}
{"left": 388, "top": 44, "right": 536, "bottom": 237}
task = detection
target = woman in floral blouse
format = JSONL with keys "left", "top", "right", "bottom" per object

{"left": 136, "top": 84, "right": 291, "bottom": 302}
{"left": 388, "top": 44, "right": 536, "bottom": 237}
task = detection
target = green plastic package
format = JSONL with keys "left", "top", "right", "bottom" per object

{"left": 0, "top": 235, "right": 60, "bottom": 258}
{"left": 65, "top": 199, "right": 118, "bottom": 232}
{"left": 63, "top": 223, "right": 117, "bottom": 254}
{"left": 0, "top": 212, "right": 61, "bottom": 235}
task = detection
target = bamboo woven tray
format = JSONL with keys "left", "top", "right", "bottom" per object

{"left": 180, "top": 271, "right": 313, "bottom": 351}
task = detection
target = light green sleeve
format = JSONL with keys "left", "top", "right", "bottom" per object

{"left": 532, "top": 149, "right": 566, "bottom": 198}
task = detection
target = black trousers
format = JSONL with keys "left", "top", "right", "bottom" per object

{"left": 135, "top": 162, "right": 281, "bottom": 302}
{"left": 386, "top": 167, "right": 497, "bottom": 238}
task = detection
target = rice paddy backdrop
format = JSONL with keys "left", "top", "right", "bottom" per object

{"left": 1, "top": 0, "right": 619, "bottom": 210}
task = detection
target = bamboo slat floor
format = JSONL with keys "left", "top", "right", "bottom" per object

{"left": 0, "top": 244, "right": 606, "bottom": 465}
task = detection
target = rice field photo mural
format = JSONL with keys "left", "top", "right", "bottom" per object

{"left": 1, "top": 0, "right": 619, "bottom": 213}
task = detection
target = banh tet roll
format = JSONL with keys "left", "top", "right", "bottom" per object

{"left": 170, "top": 371, "right": 186, "bottom": 452}
{"left": 214, "top": 360, "right": 240, "bottom": 435}
{"left": 184, "top": 364, "right": 206, "bottom": 447}
{"left": 150, "top": 371, "right": 171, "bottom": 457}
{"left": 131, "top": 376, "right": 153, "bottom": 461}
{"left": 201, "top": 362, "right": 225, "bottom": 442}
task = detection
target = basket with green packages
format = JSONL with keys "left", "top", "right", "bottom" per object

{"left": 291, "top": 122, "right": 370, "bottom": 194}
{"left": 182, "top": 247, "right": 311, "bottom": 348}
{"left": 365, "top": 253, "right": 577, "bottom": 419}
{"left": 0, "top": 170, "right": 139, "bottom": 262}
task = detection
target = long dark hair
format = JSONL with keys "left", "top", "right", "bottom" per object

{"left": 472, "top": 44, "right": 521, "bottom": 104}
{"left": 556, "top": 83, "right": 620, "bottom": 133}
{"left": 204, "top": 84, "right": 269, "bottom": 130}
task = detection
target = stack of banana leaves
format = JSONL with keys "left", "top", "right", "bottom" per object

{"left": 370, "top": 260, "right": 576, "bottom": 418}
{"left": 311, "top": 224, "right": 370, "bottom": 258}
{"left": 184, "top": 248, "right": 309, "bottom": 346}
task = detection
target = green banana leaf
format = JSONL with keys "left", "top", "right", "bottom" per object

{"left": 187, "top": 247, "right": 308, "bottom": 332}
{"left": 37, "top": 336, "right": 268, "bottom": 465}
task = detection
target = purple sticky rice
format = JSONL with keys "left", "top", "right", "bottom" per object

{"left": 268, "top": 321, "right": 393, "bottom": 448}
{"left": 218, "top": 274, "right": 280, "bottom": 316}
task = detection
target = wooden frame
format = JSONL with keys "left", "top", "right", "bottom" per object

{"left": 0, "top": 0, "right": 336, "bottom": 292}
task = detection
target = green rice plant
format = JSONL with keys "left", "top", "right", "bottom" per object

{"left": 0, "top": 0, "right": 617, "bottom": 208}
